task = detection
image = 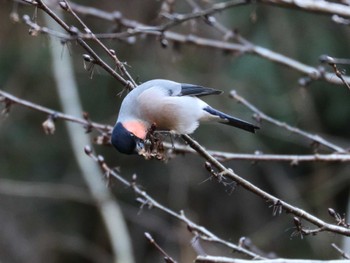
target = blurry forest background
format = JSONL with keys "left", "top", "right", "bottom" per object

{"left": 0, "top": 0, "right": 350, "bottom": 263}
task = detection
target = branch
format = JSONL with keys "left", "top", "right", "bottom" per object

{"left": 320, "top": 55, "right": 350, "bottom": 91}
{"left": 144, "top": 232, "right": 177, "bottom": 263}
{"left": 196, "top": 255, "right": 350, "bottom": 263}
{"left": 332, "top": 243, "right": 350, "bottom": 259}
{"left": 230, "top": 90, "right": 347, "bottom": 153}
{"left": 84, "top": 148, "right": 264, "bottom": 259}
{"left": 0, "top": 89, "right": 112, "bottom": 133}
{"left": 60, "top": 0, "right": 137, "bottom": 87}
{"left": 2, "top": 88, "right": 349, "bottom": 165}
{"left": 44, "top": 14, "right": 135, "bottom": 262}
{"left": 259, "top": 0, "right": 350, "bottom": 18}
{"left": 162, "top": 0, "right": 350, "bottom": 87}
{"left": 157, "top": 0, "right": 250, "bottom": 31}
{"left": 7, "top": 0, "right": 350, "bottom": 255}
{"left": 3, "top": 87, "right": 349, "bottom": 238}
{"left": 181, "top": 134, "right": 350, "bottom": 237}
{"left": 169, "top": 143, "right": 350, "bottom": 163}
{"left": 18, "top": 1, "right": 350, "bottom": 86}
{"left": 23, "top": 0, "right": 133, "bottom": 89}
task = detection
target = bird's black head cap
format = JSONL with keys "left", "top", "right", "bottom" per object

{"left": 111, "top": 122, "right": 144, "bottom": 154}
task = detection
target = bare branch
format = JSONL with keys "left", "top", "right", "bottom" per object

{"left": 60, "top": 0, "right": 137, "bottom": 87}
{"left": 0, "top": 89, "right": 112, "bottom": 133}
{"left": 3, "top": 87, "right": 349, "bottom": 164}
{"left": 320, "top": 55, "right": 350, "bottom": 91}
{"left": 168, "top": 142, "right": 350, "bottom": 163}
{"left": 84, "top": 149, "right": 264, "bottom": 259}
{"left": 157, "top": 0, "right": 250, "bottom": 31}
{"left": 10, "top": 87, "right": 349, "bottom": 166}
{"left": 196, "top": 255, "right": 350, "bottom": 263}
{"left": 5, "top": 1, "right": 350, "bottom": 261}
{"left": 20, "top": 1, "right": 350, "bottom": 86}
{"left": 230, "top": 90, "right": 347, "bottom": 153}
{"left": 25, "top": 0, "right": 133, "bottom": 88}
{"left": 259, "top": 0, "right": 350, "bottom": 18}
{"left": 181, "top": 134, "right": 350, "bottom": 237}
{"left": 3, "top": 87, "right": 349, "bottom": 237}
{"left": 45, "top": 14, "right": 135, "bottom": 262}
{"left": 328, "top": 208, "right": 349, "bottom": 228}
{"left": 144, "top": 232, "right": 177, "bottom": 263}
{"left": 332, "top": 243, "right": 350, "bottom": 259}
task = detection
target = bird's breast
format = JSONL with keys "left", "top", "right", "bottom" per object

{"left": 138, "top": 94, "right": 203, "bottom": 134}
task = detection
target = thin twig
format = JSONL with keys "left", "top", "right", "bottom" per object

{"left": 45, "top": 15, "right": 135, "bottom": 262}
{"left": 168, "top": 142, "right": 350, "bottom": 163}
{"left": 181, "top": 134, "right": 350, "bottom": 237}
{"left": 144, "top": 232, "right": 177, "bottom": 263}
{"left": 61, "top": 0, "right": 137, "bottom": 87}
{"left": 84, "top": 148, "right": 264, "bottom": 259}
{"left": 29, "top": 0, "right": 133, "bottom": 88}
{"left": 230, "top": 90, "right": 347, "bottom": 153}
{"left": 158, "top": 0, "right": 249, "bottom": 31}
{"left": 259, "top": 0, "right": 350, "bottom": 18}
{"left": 0, "top": 89, "right": 111, "bottom": 133}
{"left": 2, "top": 87, "right": 349, "bottom": 166}
{"left": 2, "top": 88, "right": 349, "bottom": 165}
{"left": 320, "top": 55, "right": 350, "bottom": 91}
{"left": 331, "top": 243, "right": 350, "bottom": 259}
{"left": 2, "top": 89, "right": 349, "bottom": 238}
{"left": 19, "top": 0, "right": 350, "bottom": 86}
{"left": 196, "top": 255, "right": 350, "bottom": 263}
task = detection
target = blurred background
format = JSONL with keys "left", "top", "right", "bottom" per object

{"left": 0, "top": 0, "right": 350, "bottom": 262}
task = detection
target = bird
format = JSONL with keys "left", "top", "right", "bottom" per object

{"left": 111, "top": 79, "right": 259, "bottom": 154}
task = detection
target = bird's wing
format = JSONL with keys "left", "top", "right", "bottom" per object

{"left": 203, "top": 106, "right": 259, "bottom": 133}
{"left": 135, "top": 79, "right": 222, "bottom": 97}
{"left": 178, "top": 83, "right": 223, "bottom": 97}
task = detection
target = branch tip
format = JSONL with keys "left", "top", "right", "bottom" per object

{"left": 97, "top": 155, "right": 105, "bottom": 164}
{"left": 59, "top": 1, "right": 69, "bottom": 11}
{"left": 144, "top": 232, "right": 153, "bottom": 242}
{"left": 68, "top": 25, "right": 79, "bottom": 35}
{"left": 84, "top": 145, "right": 92, "bottom": 155}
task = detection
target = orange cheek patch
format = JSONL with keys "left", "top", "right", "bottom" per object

{"left": 123, "top": 121, "right": 147, "bottom": 140}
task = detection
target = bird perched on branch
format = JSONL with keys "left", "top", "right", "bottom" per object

{"left": 111, "top": 79, "right": 259, "bottom": 154}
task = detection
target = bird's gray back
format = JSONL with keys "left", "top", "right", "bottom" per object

{"left": 117, "top": 79, "right": 182, "bottom": 123}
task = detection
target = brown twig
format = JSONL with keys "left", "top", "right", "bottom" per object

{"left": 60, "top": 0, "right": 137, "bottom": 87}
{"left": 259, "top": 0, "right": 350, "bottom": 18}
{"left": 84, "top": 148, "right": 264, "bottom": 259}
{"left": 167, "top": 142, "right": 350, "bottom": 163}
{"left": 230, "top": 90, "right": 346, "bottom": 153}
{"left": 144, "top": 232, "right": 177, "bottom": 263}
{"left": 7, "top": 0, "right": 350, "bottom": 256}
{"left": 331, "top": 243, "right": 350, "bottom": 259}
{"left": 0, "top": 89, "right": 111, "bottom": 133}
{"left": 320, "top": 55, "right": 350, "bottom": 91}
{"left": 8, "top": 88, "right": 348, "bottom": 165}
{"left": 23, "top": 0, "right": 133, "bottom": 89}
{"left": 157, "top": 0, "right": 249, "bottom": 32}
{"left": 2, "top": 88, "right": 349, "bottom": 166}
{"left": 328, "top": 208, "right": 350, "bottom": 228}
{"left": 17, "top": 0, "right": 350, "bottom": 86}
{"left": 181, "top": 134, "right": 350, "bottom": 237}
{"left": 195, "top": 255, "right": 350, "bottom": 263}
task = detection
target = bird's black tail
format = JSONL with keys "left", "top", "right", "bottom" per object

{"left": 203, "top": 107, "right": 259, "bottom": 133}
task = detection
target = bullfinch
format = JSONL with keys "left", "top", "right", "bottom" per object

{"left": 111, "top": 79, "right": 259, "bottom": 154}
